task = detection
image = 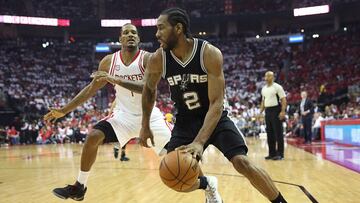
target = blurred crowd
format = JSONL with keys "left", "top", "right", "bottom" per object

{"left": 1, "top": 0, "right": 359, "bottom": 20}
{"left": 286, "top": 101, "right": 360, "bottom": 141}
{"left": 0, "top": 38, "right": 95, "bottom": 119}
{"left": 211, "top": 30, "right": 360, "bottom": 141}
{"left": 285, "top": 33, "right": 360, "bottom": 103}
{"left": 105, "top": 0, "right": 223, "bottom": 19}
{"left": 0, "top": 110, "right": 106, "bottom": 146}
{"left": 1, "top": 29, "right": 360, "bottom": 146}
{"left": 0, "top": 0, "right": 95, "bottom": 20}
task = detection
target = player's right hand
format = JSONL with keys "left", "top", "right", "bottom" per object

{"left": 90, "top": 71, "right": 108, "bottom": 82}
{"left": 44, "top": 108, "right": 66, "bottom": 123}
{"left": 139, "top": 126, "right": 155, "bottom": 148}
{"left": 91, "top": 71, "right": 119, "bottom": 85}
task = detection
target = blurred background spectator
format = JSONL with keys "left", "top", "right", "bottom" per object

{"left": 0, "top": 0, "right": 359, "bottom": 147}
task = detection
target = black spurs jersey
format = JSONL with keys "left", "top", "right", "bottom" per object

{"left": 162, "top": 38, "right": 211, "bottom": 117}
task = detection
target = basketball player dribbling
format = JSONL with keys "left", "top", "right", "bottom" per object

{"left": 140, "top": 8, "right": 287, "bottom": 203}
{"left": 44, "top": 23, "right": 171, "bottom": 201}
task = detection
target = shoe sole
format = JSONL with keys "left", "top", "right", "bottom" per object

{"left": 52, "top": 191, "right": 67, "bottom": 200}
{"left": 205, "top": 176, "right": 222, "bottom": 203}
{"left": 205, "top": 199, "right": 224, "bottom": 203}
{"left": 52, "top": 191, "right": 84, "bottom": 201}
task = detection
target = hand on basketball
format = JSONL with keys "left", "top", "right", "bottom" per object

{"left": 176, "top": 142, "right": 204, "bottom": 161}
{"left": 44, "top": 108, "right": 66, "bottom": 123}
{"left": 91, "top": 71, "right": 118, "bottom": 85}
{"left": 139, "top": 126, "right": 155, "bottom": 148}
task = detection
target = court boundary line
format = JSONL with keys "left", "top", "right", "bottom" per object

{"left": 0, "top": 166, "right": 318, "bottom": 203}
{"left": 287, "top": 140, "right": 360, "bottom": 174}
{"left": 206, "top": 172, "right": 319, "bottom": 203}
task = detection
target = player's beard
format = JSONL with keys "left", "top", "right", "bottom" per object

{"left": 125, "top": 44, "right": 137, "bottom": 52}
{"left": 163, "top": 30, "right": 178, "bottom": 51}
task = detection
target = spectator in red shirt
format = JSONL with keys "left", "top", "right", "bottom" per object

{"left": 7, "top": 126, "right": 20, "bottom": 145}
{"left": 44, "top": 126, "right": 54, "bottom": 144}
{"left": 37, "top": 126, "right": 53, "bottom": 144}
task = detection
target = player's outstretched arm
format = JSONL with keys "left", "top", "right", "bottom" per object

{"left": 139, "top": 49, "right": 163, "bottom": 148}
{"left": 91, "top": 53, "right": 151, "bottom": 94}
{"left": 177, "top": 44, "right": 224, "bottom": 159}
{"left": 44, "top": 54, "right": 112, "bottom": 122}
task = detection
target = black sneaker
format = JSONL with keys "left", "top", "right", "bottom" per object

{"left": 120, "top": 156, "right": 130, "bottom": 161}
{"left": 120, "top": 149, "right": 130, "bottom": 161}
{"left": 272, "top": 155, "right": 284, "bottom": 160}
{"left": 113, "top": 146, "right": 119, "bottom": 159}
{"left": 265, "top": 156, "right": 275, "bottom": 160}
{"left": 52, "top": 181, "right": 87, "bottom": 201}
{"left": 120, "top": 151, "right": 130, "bottom": 161}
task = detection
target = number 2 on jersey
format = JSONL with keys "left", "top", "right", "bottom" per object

{"left": 183, "top": 92, "right": 201, "bottom": 110}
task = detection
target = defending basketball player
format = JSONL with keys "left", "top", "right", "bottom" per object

{"left": 44, "top": 23, "right": 171, "bottom": 201}
{"left": 140, "top": 8, "right": 287, "bottom": 203}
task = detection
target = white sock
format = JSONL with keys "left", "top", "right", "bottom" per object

{"left": 77, "top": 171, "right": 90, "bottom": 186}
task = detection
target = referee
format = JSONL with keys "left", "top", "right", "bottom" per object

{"left": 260, "top": 71, "right": 287, "bottom": 160}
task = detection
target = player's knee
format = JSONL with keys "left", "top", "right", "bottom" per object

{"left": 85, "top": 129, "right": 105, "bottom": 146}
{"left": 231, "top": 155, "right": 252, "bottom": 175}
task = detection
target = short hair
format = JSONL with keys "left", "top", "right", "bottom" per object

{"left": 161, "top": 7, "right": 192, "bottom": 38}
{"left": 120, "top": 23, "right": 138, "bottom": 35}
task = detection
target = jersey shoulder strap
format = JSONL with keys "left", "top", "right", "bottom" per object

{"left": 108, "top": 52, "right": 119, "bottom": 76}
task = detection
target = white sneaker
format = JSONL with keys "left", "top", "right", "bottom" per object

{"left": 205, "top": 176, "right": 222, "bottom": 203}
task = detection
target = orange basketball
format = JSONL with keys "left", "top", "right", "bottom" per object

{"left": 159, "top": 150, "right": 200, "bottom": 192}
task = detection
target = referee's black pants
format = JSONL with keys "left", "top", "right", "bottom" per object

{"left": 265, "top": 106, "right": 284, "bottom": 157}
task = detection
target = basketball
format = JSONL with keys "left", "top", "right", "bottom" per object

{"left": 159, "top": 150, "right": 200, "bottom": 192}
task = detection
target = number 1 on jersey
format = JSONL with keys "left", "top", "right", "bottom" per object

{"left": 183, "top": 92, "right": 201, "bottom": 110}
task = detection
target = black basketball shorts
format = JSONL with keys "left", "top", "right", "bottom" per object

{"left": 166, "top": 111, "right": 248, "bottom": 161}
{"left": 93, "top": 120, "right": 118, "bottom": 143}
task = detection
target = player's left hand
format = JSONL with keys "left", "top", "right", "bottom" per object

{"left": 44, "top": 108, "right": 66, "bottom": 123}
{"left": 176, "top": 142, "right": 204, "bottom": 161}
{"left": 139, "top": 126, "right": 155, "bottom": 148}
{"left": 90, "top": 71, "right": 119, "bottom": 85}
{"left": 279, "top": 111, "right": 286, "bottom": 120}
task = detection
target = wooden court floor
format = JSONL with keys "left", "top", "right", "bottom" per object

{"left": 1, "top": 137, "right": 360, "bottom": 203}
